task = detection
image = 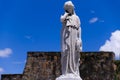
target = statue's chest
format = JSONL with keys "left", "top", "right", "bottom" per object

{"left": 66, "top": 15, "right": 76, "bottom": 26}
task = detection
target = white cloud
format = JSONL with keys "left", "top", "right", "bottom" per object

{"left": 99, "top": 30, "right": 120, "bottom": 59}
{"left": 89, "top": 17, "right": 98, "bottom": 24}
{"left": 0, "top": 48, "right": 12, "bottom": 58}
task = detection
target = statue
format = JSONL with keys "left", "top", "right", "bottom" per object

{"left": 56, "top": 1, "right": 82, "bottom": 80}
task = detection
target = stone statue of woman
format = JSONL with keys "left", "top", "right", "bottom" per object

{"left": 56, "top": 1, "right": 82, "bottom": 80}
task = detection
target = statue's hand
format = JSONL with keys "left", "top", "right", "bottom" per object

{"left": 64, "top": 12, "right": 69, "bottom": 17}
{"left": 60, "top": 12, "right": 69, "bottom": 22}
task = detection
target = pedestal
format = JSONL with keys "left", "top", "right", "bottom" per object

{"left": 56, "top": 73, "right": 82, "bottom": 80}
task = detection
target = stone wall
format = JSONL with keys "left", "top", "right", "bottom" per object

{"left": 1, "top": 74, "right": 22, "bottom": 80}
{"left": 22, "top": 52, "right": 61, "bottom": 80}
{"left": 22, "top": 52, "right": 115, "bottom": 80}
{"left": 1, "top": 52, "right": 116, "bottom": 80}
{"left": 80, "top": 52, "right": 115, "bottom": 80}
{"left": 114, "top": 60, "right": 120, "bottom": 80}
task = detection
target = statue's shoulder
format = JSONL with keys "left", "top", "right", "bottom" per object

{"left": 72, "top": 15, "right": 80, "bottom": 20}
{"left": 75, "top": 15, "right": 80, "bottom": 20}
{"left": 73, "top": 14, "right": 81, "bottom": 26}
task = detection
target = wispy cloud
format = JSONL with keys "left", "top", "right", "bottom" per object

{"left": 99, "top": 20, "right": 105, "bottom": 23}
{"left": 12, "top": 60, "right": 26, "bottom": 64}
{"left": 0, "top": 67, "right": 4, "bottom": 73}
{"left": 24, "top": 60, "right": 26, "bottom": 63}
{"left": 90, "top": 10, "right": 95, "bottom": 14}
{"left": 89, "top": 10, "right": 105, "bottom": 24}
{"left": 99, "top": 30, "right": 120, "bottom": 59}
{"left": 25, "top": 35, "right": 32, "bottom": 39}
{"left": 0, "top": 48, "right": 12, "bottom": 58}
{"left": 12, "top": 61, "right": 24, "bottom": 64}
{"left": 89, "top": 17, "right": 98, "bottom": 24}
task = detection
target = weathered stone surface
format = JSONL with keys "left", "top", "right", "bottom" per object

{"left": 22, "top": 52, "right": 61, "bottom": 80}
{"left": 80, "top": 52, "right": 115, "bottom": 80}
{"left": 1, "top": 74, "right": 22, "bottom": 80}
{"left": 114, "top": 60, "right": 120, "bottom": 80}
{"left": 1, "top": 52, "right": 116, "bottom": 80}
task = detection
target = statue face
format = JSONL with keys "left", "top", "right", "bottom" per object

{"left": 64, "top": 5, "right": 73, "bottom": 14}
{"left": 64, "top": 1, "right": 74, "bottom": 14}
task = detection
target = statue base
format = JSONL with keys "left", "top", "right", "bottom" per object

{"left": 56, "top": 73, "right": 82, "bottom": 80}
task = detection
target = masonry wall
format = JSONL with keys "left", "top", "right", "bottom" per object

{"left": 22, "top": 52, "right": 115, "bottom": 80}
{"left": 1, "top": 52, "right": 116, "bottom": 80}
{"left": 80, "top": 52, "right": 115, "bottom": 80}
{"left": 114, "top": 60, "right": 120, "bottom": 80}
{"left": 22, "top": 52, "right": 61, "bottom": 80}
{"left": 1, "top": 74, "right": 22, "bottom": 80}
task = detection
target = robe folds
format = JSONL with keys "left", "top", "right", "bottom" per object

{"left": 61, "top": 14, "right": 82, "bottom": 75}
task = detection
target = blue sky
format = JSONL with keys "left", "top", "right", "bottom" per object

{"left": 0, "top": 0, "right": 120, "bottom": 76}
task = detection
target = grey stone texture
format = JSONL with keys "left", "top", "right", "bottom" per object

{"left": 114, "top": 60, "right": 120, "bottom": 80}
{"left": 80, "top": 52, "right": 115, "bottom": 80}
{"left": 1, "top": 52, "right": 116, "bottom": 80}
{"left": 1, "top": 74, "right": 22, "bottom": 80}
{"left": 22, "top": 52, "right": 61, "bottom": 80}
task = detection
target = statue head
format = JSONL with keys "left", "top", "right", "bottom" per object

{"left": 64, "top": 1, "right": 74, "bottom": 14}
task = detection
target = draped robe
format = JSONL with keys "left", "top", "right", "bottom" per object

{"left": 61, "top": 14, "right": 82, "bottom": 75}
